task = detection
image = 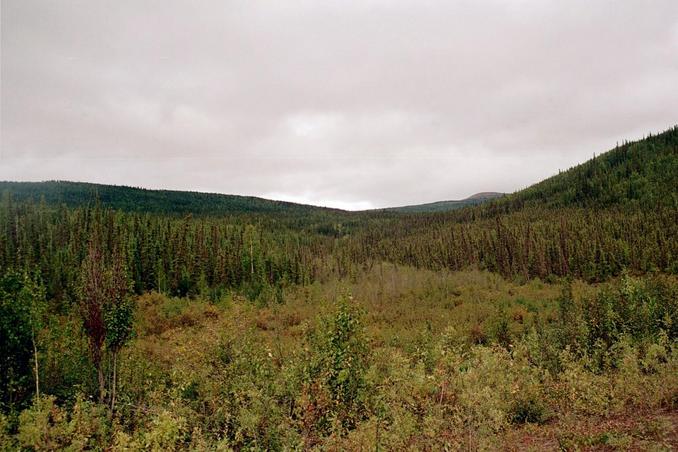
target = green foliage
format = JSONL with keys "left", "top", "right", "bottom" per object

{"left": 489, "top": 309, "right": 512, "bottom": 349}
{"left": 1, "top": 128, "right": 677, "bottom": 303}
{"left": 303, "top": 297, "right": 370, "bottom": 432}
{"left": 0, "top": 271, "right": 45, "bottom": 411}
{"left": 0, "top": 411, "right": 16, "bottom": 450}
{"left": 138, "top": 409, "right": 188, "bottom": 451}
{"left": 104, "top": 252, "right": 135, "bottom": 355}
{"left": 386, "top": 192, "right": 503, "bottom": 213}
{"left": 557, "top": 275, "right": 677, "bottom": 368}
{"left": 16, "top": 395, "right": 110, "bottom": 450}
{"left": 39, "top": 315, "right": 94, "bottom": 404}
{"left": 104, "top": 297, "right": 134, "bottom": 353}
{"left": 207, "top": 331, "right": 290, "bottom": 449}
{"left": 2, "top": 272, "right": 676, "bottom": 449}
{"left": 135, "top": 293, "right": 219, "bottom": 336}
{"left": 77, "top": 238, "right": 135, "bottom": 407}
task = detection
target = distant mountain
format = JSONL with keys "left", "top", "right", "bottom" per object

{"left": 465, "top": 192, "right": 504, "bottom": 201}
{"left": 384, "top": 192, "right": 504, "bottom": 213}
{"left": 0, "top": 181, "right": 340, "bottom": 216}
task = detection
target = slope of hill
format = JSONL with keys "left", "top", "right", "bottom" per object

{"left": 377, "top": 126, "right": 677, "bottom": 217}
{"left": 384, "top": 192, "right": 504, "bottom": 213}
{"left": 0, "top": 181, "right": 339, "bottom": 216}
{"left": 484, "top": 126, "right": 678, "bottom": 213}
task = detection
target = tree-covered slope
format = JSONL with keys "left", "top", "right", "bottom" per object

{"left": 375, "top": 126, "right": 677, "bottom": 216}
{"left": 0, "top": 181, "right": 339, "bottom": 216}
{"left": 486, "top": 126, "right": 678, "bottom": 213}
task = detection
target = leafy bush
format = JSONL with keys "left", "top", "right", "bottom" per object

{"left": 136, "top": 292, "right": 219, "bottom": 336}
{"left": 302, "top": 297, "right": 370, "bottom": 433}
{"left": 17, "top": 395, "right": 109, "bottom": 450}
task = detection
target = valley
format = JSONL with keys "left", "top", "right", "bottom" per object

{"left": 1, "top": 127, "right": 677, "bottom": 449}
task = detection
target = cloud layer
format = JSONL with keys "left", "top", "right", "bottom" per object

{"left": 2, "top": 0, "right": 677, "bottom": 209}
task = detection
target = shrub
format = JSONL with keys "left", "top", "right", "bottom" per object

{"left": 207, "top": 331, "right": 290, "bottom": 449}
{"left": 302, "top": 297, "right": 370, "bottom": 433}
{"left": 17, "top": 395, "right": 109, "bottom": 450}
{"left": 140, "top": 409, "right": 188, "bottom": 451}
{"left": 0, "top": 412, "right": 16, "bottom": 450}
{"left": 136, "top": 293, "right": 220, "bottom": 336}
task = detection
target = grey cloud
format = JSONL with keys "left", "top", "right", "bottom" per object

{"left": 2, "top": 0, "right": 677, "bottom": 209}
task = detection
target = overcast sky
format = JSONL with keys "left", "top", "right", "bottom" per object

{"left": 1, "top": 0, "right": 677, "bottom": 209}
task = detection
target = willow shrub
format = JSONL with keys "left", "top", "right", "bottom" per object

{"left": 300, "top": 297, "right": 371, "bottom": 436}
{"left": 16, "top": 395, "right": 109, "bottom": 450}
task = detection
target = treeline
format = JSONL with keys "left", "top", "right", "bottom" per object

{"left": 0, "top": 181, "right": 345, "bottom": 216}
{"left": 1, "top": 195, "right": 676, "bottom": 312}
{"left": 0, "top": 198, "right": 338, "bottom": 305}
{"left": 347, "top": 206, "right": 678, "bottom": 282}
{"left": 0, "top": 126, "right": 674, "bottom": 300}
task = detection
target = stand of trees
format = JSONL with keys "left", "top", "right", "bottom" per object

{"left": 1, "top": 198, "right": 675, "bottom": 310}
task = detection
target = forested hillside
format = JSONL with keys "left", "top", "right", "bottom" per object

{"left": 1, "top": 127, "right": 677, "bottom": 450}
{"left": 479, "top": 126, "right": 678, "bottom": 215}
{"left": 0, "top": 181, "right": 338, "bottom": 216}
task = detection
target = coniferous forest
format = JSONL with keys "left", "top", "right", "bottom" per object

{"left": 1, "top": 127, "right": 678, "bottom": 449}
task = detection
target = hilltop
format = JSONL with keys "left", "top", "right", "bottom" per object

{"left": 384, "top": 192, "right": 504, "bottom": 213}
{"left": 0, "top": 181, "right": 339, "bottom": 216}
